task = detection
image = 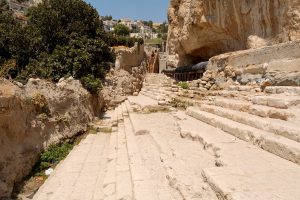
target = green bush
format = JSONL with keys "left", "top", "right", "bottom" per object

{"left": 0, "top": 0, "right": 116, "bottom": 94}
{"left": 114, "top": 24, "right": 130, "bottom": 36}
{"left": 104, "top": 33, "right": 144, "bottom": 47}
{"left": 32, "top": 143, "right": 74, "bottom": 176}
{"left": 178, "top": 82, "right": 189, "bottom": 89}
{"left": 81, "top": 75, "right": 102, "bottom": 94}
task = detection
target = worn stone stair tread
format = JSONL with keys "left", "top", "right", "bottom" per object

{"left": 265, "top": 86, "right": 300, "bottom": 95}
{"left": 199, "top": 104, "right": 300, "bottom": 142}
{"left": 103, "top": 131, "right": 117, "bottom": 187}
{"left": 117, "top": 105, "right": 123, "bottom": 122}
{"left": 33, "top": 134, "right": 110, "bottom": 200}
{"left": 186, "top": 107, "right": 300, "bottom": 165}
{"left": 175, "top": 111, "right": 300, "bottom": 200}
{"left": 202, "top": 165, "right": 300, "bottom": 200}
{"left": 123, "top": 102, "right": 158, "bottom": 200}
{"left": 252, "top": 94, "right": 300, "bottom": 108}
{"left": 127, "top": 95, "right": 158, "bottom": 107}
{"left": 116, "top": 122, "right": 133, "bottom": 199}
{"left": 210, "top": 96, "right": 293, "bottom": 120}
{"left": 124, "top": 118, "right": 158, "bottom": 200}
{"left": 124, "top": 102, "right": 158, "bottom": 200}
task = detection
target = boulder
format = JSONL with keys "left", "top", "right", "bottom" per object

{"left": 167, "top": 0, "right": 300, "bottom": 66}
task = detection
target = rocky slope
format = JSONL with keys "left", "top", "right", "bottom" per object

{"left": 102, "top": 44, "right": 147, "bottom": 108}
{"left": 167, "top": 0, "right": 300, "bottom": 67}
{"left": 0, "top": 78, "right": 103, "bottom": 198}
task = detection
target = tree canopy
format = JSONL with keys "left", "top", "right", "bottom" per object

{"left": 114, "top": 24, "right": 130, "bottom": 37}
{"left": 0, "top": 0, "right": 115, "bottom": 94}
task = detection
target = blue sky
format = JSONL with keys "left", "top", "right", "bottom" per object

{"left": 85, "top": 0, "right": 169, "bottom": 22}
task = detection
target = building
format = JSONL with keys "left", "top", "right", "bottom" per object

{"left": 103, "top": 20, "right": 117, "bottom": 32}
{"left": 120, "top": 18, "right": 134, "bottom": 30}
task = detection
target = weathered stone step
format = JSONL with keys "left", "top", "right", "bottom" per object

{"left": 33, "top": 134, "right": 110, "bottom": 200}
{"left": 123, "top": 103, "right": 158, "bottom": 200}
{"left": 199, "top": 104, "right": 300, "bottom": 142}
{"left": 228, "top": 85, "right": 262, "bottom": 92}
{"left": 117, "top": 105, "right": 124, "bottom": 122}
{"left": 140, "top": 91, "right": 165, "bottom": 101}
{"left": 252, "top": 94, "right": 300, "bottom": 109}
{"left": 203, "top": 165, "right": 300, "bottom": 200}
{"left": 127, "top": 95, "right": 158, "bottom": 108}
{"left": 103, "top": 130, "right": 117, "bottom": 199}
{"left": 208, "top": 97, "right": 293, "bottom": 120}
{"left": 265, "top": 86, "right": 300, "bottom": 95}
{"left": 176, "top": 111, "right": 300, "bottom": 200}
{"left": 186, "top": 107, "right": 300, "bottom": 165}
{"left": 116, "top": 122, "right": 133, "bottom": 200}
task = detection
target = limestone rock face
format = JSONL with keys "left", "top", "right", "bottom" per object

{"left": 102, "top": 63, "right": 147, "bottom": 108}
{"left": 0, "top": 78, "right": 104, "bottom": 198}
{"left": 114, "top": 43, "right": 145, "bottom": 71}
{"left": 167, "top": 0, "right": 300, "bottom": 66}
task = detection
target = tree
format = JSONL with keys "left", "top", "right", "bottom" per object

{"left": 114, "top": 24, "right": 130, "bottom": 36}
{"left": 101, "top": 15, "right": 113, "bottom": 21}
{"left": 27, "top": 0, "right": 103, "bottom": 53}
{"left": 143, "top": 20, "right": 153, "bottom": 28}
{"left": 0, "top": 0, "right": 15, "bottom": 65}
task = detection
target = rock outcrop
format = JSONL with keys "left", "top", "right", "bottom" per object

{"left": 167, "top": 0, "right": 300, "bottom": 67}
{"left": 114, "top": 43, "right": 145, "bottom": 71}
{"left": 102, "top": 43, "right": 147, "bottom": 108}
{"left": 102, "top": 64, "right": 147, "bottom": 108}
{"left": 207, "top": 40, "right": 300, "bottom": 87}
{"left": 0, "top": 77, "right": 103, "bottom": 198}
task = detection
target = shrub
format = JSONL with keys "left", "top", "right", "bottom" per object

{"left": 81, "top": 74, "right": 102, "bottom": 94}
{"left": 114, "top": 24, "right": 130, "bottom": 36}
{"left": 32, "top": 143, "right": 74, "bottom": 175}
{"left": 0, "top": 0, "right": 116, "bottom": 94}
{"left": 178, "top": 81, "right": 189, "bottom": 89}
{"left": 103, "top": 33, "right": 144, "bottom": 47}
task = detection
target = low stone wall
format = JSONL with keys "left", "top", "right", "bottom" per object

{"left": 114, "top": 43, "right": 145, "bottom": 71}
{"left": 0, "top": 78, "right": 104, "bottom": 198}
{"left": 206, "top": 40, "right": 300, "bottom": 87}
{"left": 208, "top": 40, "right": 300, "bottom": 72}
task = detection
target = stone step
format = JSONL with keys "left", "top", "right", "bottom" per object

{"left": 252, "top": 94, "right": 300, "bottom": 109}
{"left": 123, "top": 103, "right": 158, "bottom": 200}
{"left": 203, "top": 165, "right": 300, "bottom": 200}
{"left": 33, "top": 134, "right": 110, "bottom": 200}
{"left": 117, "top": 105, "right": 124, "bottom": 122}
{"left": 174, "top": 111, "right": 300, "bottom": 200}
{"left": 103, "top": 130, "right": 117, "bottom": 199}
{"left": 228, "top": 85, "right": 262, "bottom": 92}
{"left": 127, "top": 95, "right": 159, "bottom": 108}
{"left": 116, "top": 122, "right": 133, "bottom": 199}
{"left": 265, "top": 86, "right": 300, "bottom": 95}
{"left": 140, "top": 91, "right": 165, "bottom": 101}
{"left": 199, "top": 104, "right": 300, "bottom": 142}
{"left": 186, "top": 107, "right": 300, "bottom": 165}
{"left": 208, "top": 97, "right": 294, "bottom": 120}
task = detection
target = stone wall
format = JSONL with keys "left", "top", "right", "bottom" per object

{"left": 0, "top": 78, "right": 104, "bottom": 198}
{"left": 114, "top": 43, "right": 145, "bottom": 71}
{"left": 207, "top": 40, "right": 300, "bottom": 87}
{"left": 167, "top": 0, "right": 300, "bottom": 67}
{"left": 102, "top": 43, "right": 147, "bottom": 108}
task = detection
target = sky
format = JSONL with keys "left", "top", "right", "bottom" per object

{"left": 84, "top": 0, "right": 169, "bottom": 22}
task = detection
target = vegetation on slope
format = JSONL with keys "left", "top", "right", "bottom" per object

{"left": 0, "top": 0, "right": 142, "bottom": 93}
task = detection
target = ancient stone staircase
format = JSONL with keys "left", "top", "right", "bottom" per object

{"left": 137, "top": 73, "right": 300, "bottom": 199}
{"left": 33, "top": 73, "right": 300, "bottom": 200}
{"left": 33, "top": 98, "right": 174, "bottom": 200}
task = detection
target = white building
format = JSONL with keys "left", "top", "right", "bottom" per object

{"left": 103, "top": 20, "right": 117, "bottom": 32}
